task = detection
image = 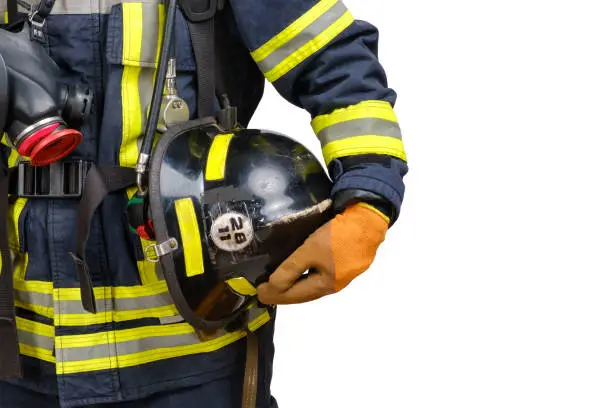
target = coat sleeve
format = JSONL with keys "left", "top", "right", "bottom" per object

{"left": 227, "top": 0, "right": 408, "bottom": 223}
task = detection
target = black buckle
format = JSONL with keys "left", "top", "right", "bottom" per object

{"left": 17, "top": 160, "right": 90, "bottom": 198}
{"left": 179, "top": 0, "right": 222, "bottom": 22}
{"left": 35, "top": 0, "right": 55, "bottom": 20}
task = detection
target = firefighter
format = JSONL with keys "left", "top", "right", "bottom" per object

{"left": 0, "top": 0, "right": 407, "bottom": 406}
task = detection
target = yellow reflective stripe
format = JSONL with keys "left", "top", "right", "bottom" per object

{"left": 251, "top": 0, "right": 339, "bottom": 62}
{"left": 156, "top": 4, "right": 164, "bottom": 64}
{"left": 14, "top": 300, "right": 54, "bottom": 319}
{"left": 15, "top": 279, "right": 171, "bottom": 300}
{"left": 54, "top": 280, "right": 170, "bottom": 301}
{"left": 17, "top": 317, "right": 55, "bottom": 362}
{"left": 8, "top": 148, "right": 21, "bottom": 167}
{"left": 13, "top": 253, "right": 29, "bottom": 281}
{"left": 311, "top": 100, "right": 398, "bottom": 134}
{"left": 8, "top": 197, "right": 27, "bottom": 252}
{"left": 121, "top": 3, "right": 144, "bottom": 65}
{"left": 19, "top": 344, "right": 55, "bottom": 363}
{"left": 120, "top": 3, "right": 143, "bottom": 168}
{"left": 356, "top": 202, "right": 390, "bottom": 225}
{"left": 321, "top": 135, "right": 407, "bottom": 165}
{"left": 14, "top": 280, "right": 179, "bottom": 324}
{"left": 54, "top": 308, "right": 271, "bottom": 374}
{"left": 57, "top": 305, "right": 178, "bottom": 326}
{"left": 4, "top": 11, "right": 7, "bottom": 24}
{"left": 174, "top": 198, "right": 205, "bottom": 277}
{"left": 3, "top": 141, "right": 28, "bottom": 277}
{"left": 226, "top": 278, "right": 257, "bottom": 296}
{"left": 205, "top": 133, "right": 234, "bottom": 181}
{"left": 137, "top": 236, "right": 161, "bottom": 284}
{"left": 57, "top": 330, "right": 247, "bottom": 374}
{"left": 13, "top": 280, "right": 51, "bottom": 297}
{"left": 57, "top": 323, "right": 196, "bottom": 348}
{"left": 120, "top": 75, "right": 142, "bottom": 167}
{"left": 16, "top": 316, "right": 54, "bottom": 338}
{"left": 13, "top": 279, "right": 52, "bottom": 295}
{"left": 264, "top": 10, "right": 353, "bottom": 82}
{"left": 120, "top": 2, "right": 160, "bottom": 284}
{"left": 247, "top": 309, "right": 271, "bottom": 332}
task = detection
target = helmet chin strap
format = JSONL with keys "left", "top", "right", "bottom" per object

{"left": 136, "top": 0, "right": 178, "bottom": 194}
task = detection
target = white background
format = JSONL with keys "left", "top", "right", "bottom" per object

{"left": 250, "top": 1, "right": 612, "bottom": 407}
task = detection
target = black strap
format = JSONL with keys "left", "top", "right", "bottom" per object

{"left": 180, "top": 0, "right": 219, "bottom": 119}
{"left": 6, "top": 0, "right": 54, "bottom": 23}
{"left": 0, "top": 160, "right": 22, "bottom": 380}
{"left": 33, "top": 0, "right": 55, "bottom": 21}
{"left": 0, "top": 2, "right": 25, "bottom": 378}
{"left": 7, "top": 0, "right": 18, "bottom": 24}
{"left": 213, "top": 3, "right": 265, "bottom": 127}
{"left": 241, "top": 330, "right": 259, "bottom": 408}
{"left": 70, "top": 165, "right": 136, "bottom": 313}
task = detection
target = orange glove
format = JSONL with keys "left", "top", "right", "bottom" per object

{"left": 256, "top": 202, "right": 390, "bottom": 305}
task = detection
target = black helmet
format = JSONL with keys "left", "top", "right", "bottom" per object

{"left": 147, "top": 119, "right": 333, "bottom": 334}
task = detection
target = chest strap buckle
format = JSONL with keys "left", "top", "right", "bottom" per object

{"left": 15, "top": 159, "right": 90, "bottom": 198}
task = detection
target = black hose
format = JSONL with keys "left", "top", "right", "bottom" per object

{"left": 139, "top": 0, "right": 177, "bottom": 171}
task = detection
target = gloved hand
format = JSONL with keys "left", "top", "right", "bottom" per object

{"left": 256, "top": 202, "right": 390, "bottom": 305}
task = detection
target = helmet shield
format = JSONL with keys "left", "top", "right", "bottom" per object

{"left": 148, "top": 120, "right": 333, "bottom": 333}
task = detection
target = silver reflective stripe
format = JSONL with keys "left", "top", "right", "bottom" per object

{"left": 58, "top": 292, "right": 174, "bottom": 314}
{"left": 61, "top": 331, "right": 200, "bottom": 361}
{"left": 0, "top": 0, "right": 164, "bottom": 16}
{"left": 15, "top": 290, "right": 53, "bottom": 309}
{"left": 245, "top": 306, "right": 265, "bottom": 322}
{"left": 138, "top": 69, "right": 155, "bottom": 151}
{"left": 15, "top": 287, "right": 173, "bottom": 314}
{"left": 58, "top": 307, "right": 270, "bottom": 363}
{"left": 139, "top": 2, "right": 161, "bottom": 65}
{"left": 159, "top": 315, "right": 185, "bottom": 325}
{"left": 255, "top": 0, "right": 348, "bottom": 75}
{"left": 18, "top": 329, "right": 55, "bottom": 352}
{"left": 317, "top": 118, "right": 402, "bottom": 145}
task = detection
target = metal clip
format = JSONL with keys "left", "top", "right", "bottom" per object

{"left": 144, "top": 238, "right": 178, "bottom": 262}
{"left": 28, "top": 10, "right": 46, "bottom": 43}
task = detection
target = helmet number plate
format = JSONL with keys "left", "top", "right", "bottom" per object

{"left": 210, "top": 212, "right": 254, "bottom": 252}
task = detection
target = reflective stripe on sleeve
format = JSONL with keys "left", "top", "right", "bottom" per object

{"left": 251, "top": 0, "right": 354, "bottom": 82}
{"left": 311, "top": 100, "right": 407, "bottom": 164}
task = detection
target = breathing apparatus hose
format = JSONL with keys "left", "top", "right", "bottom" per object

{"left": 136, "top": 0, "right": 177, "bottom": 193}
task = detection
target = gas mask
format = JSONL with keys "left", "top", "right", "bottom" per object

{"left": 0, "top": 23, "right": 92, "bottom": 166}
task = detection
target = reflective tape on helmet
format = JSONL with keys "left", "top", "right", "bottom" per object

{"left": 226, "top": 278, "right": 258, "bottom": 296}
{"left": 174, "top": 198, "right": 205, "bottom": 278}
{"left": 205, "top": 133, "right": 234, "bottom": 181}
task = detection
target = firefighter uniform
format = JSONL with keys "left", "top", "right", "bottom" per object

{"left": 0, "top": 0, "right": 407, "bottom": 406}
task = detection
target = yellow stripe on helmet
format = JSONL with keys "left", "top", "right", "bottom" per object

{"left": 205, "top": 133, "right": 234, "bottom": 181}
{"left": 174, "top": 198, "right": 205, "bottom": 277}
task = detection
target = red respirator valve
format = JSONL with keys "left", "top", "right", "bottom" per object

{"left": 17, "top": 122, "right": 83, "bottom": 166}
